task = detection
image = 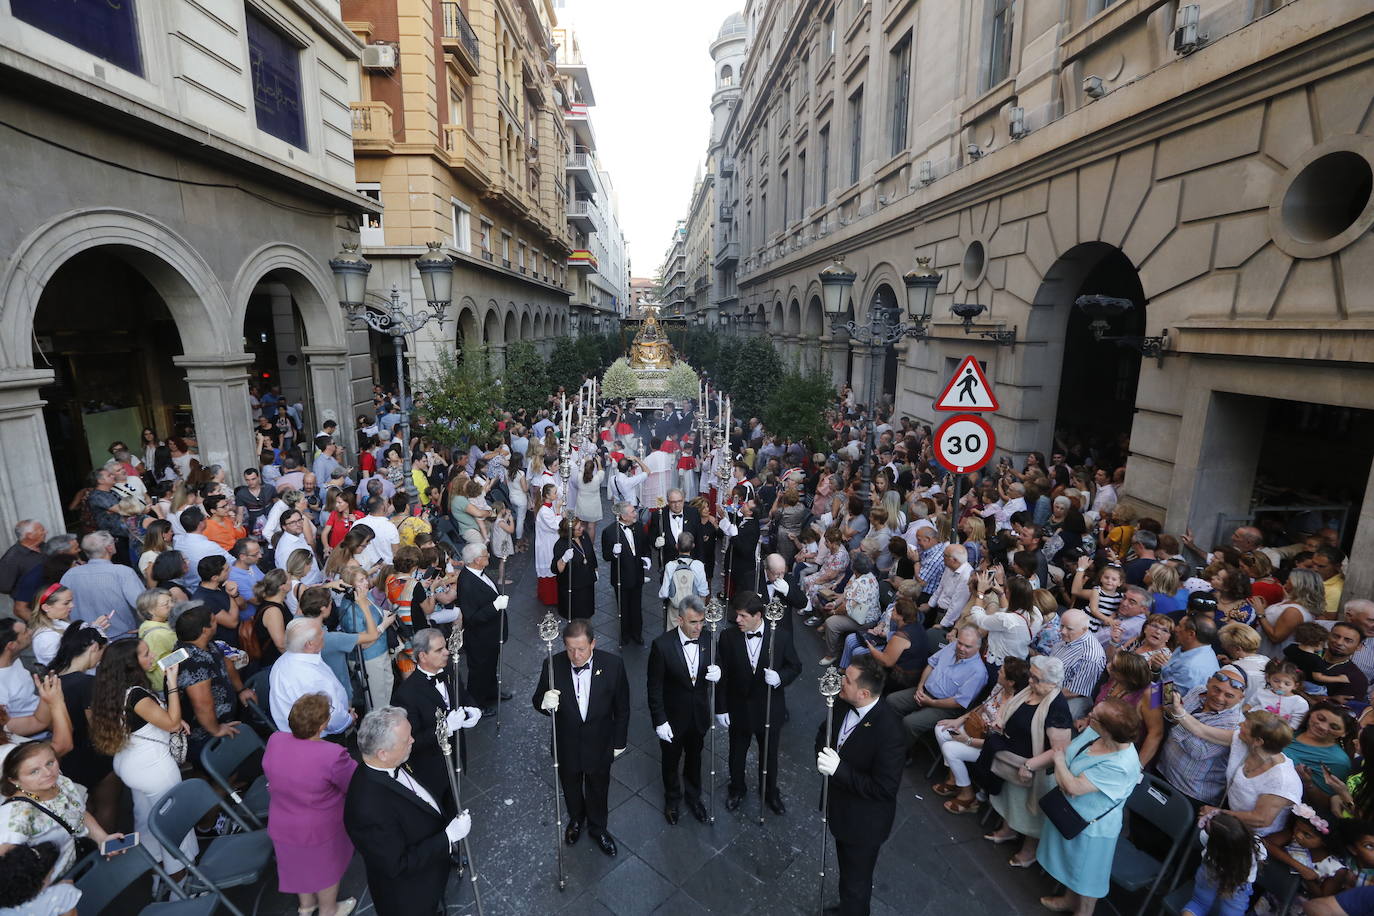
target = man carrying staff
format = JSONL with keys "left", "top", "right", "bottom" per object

{"left": 647, "top": 595, "right": 718, "bottom": 825}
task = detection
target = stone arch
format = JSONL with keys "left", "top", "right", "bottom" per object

{"left": 520, "top": 308, "right": 533, "bottom": 341}
{"left": 770, "top": 301, "right": 785, "bottom": 334}
{"left": 754, "top": 303, "right": 767, "bottom": 329}
{"left": 483, "top": 302, "right": 503, "bottom": 344}
{"left": 534, "top": 312, "right": 545, "bottom": 340}
{"left": 0, "top": 208, "right": 229, "bottom": 366}
{"left": 503, "top": 307, "right": 518, "bottom": 344}
{"left": 784, "top": 296, "right": 802, "bottom": 335}
{"left": 229, "top": 242, "right": 345, "bottom": 349}
{"left": 802, "top": 294, "right": 824, "bottom": 337}
{"left": 856, "top": 261, "right": 903, "bottom": 324}
{"left": 456, "top": 298, "right": 481, "bottom": 353}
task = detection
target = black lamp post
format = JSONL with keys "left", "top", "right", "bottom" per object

{"left": 1074, "top": 294, "right": 1170, "bottom": 362}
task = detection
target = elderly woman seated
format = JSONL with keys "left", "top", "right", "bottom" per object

{"left": 932, "top": 657, "right": 1031, "bottom": 813}
{"left": 817, "top": 552, "right": 881, "bottom": 666}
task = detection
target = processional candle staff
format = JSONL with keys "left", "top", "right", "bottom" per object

{"left": 537, "top": 611, "right": 568, "bottom": 891}
{"left": 434, "top": 701, "right": 484, "bottom": 915}
{"left": 703, "top": 596, "right": 724, "bottom": 825}
{"left": 817, "top": 665, "right": 843, "bottom": 913}
{"left": 758, "top": 596, "right": 786, "bottom": 825}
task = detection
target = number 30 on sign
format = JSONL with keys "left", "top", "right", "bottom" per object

{"left": 935, "top": 414, "right": 996, "bottom": 473}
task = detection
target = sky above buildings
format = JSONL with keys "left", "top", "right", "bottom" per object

{"left": 558, "top": 0, "right": 743, "bottom": 278}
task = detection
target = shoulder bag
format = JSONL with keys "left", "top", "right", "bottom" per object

{"left": 1038, "top": 744, "right": 1129, "bottom": 839}
{"left": 4, "top": 795, "right": 98, "bottom": 860}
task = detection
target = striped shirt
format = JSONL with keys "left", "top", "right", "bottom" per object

{"left": 1158, "top": 686, "right": 1244, "bottom": 805}
{"left": 1086, "top": 587, "right": 1124, "bottom": 632}
{"left": 917, "top": 542, "right": 947, "bottom": 594}
{"left": 1050, "top": 633, "right": 1107, "bottom": 698}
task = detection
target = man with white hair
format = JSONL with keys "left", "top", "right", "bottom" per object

{"left": 1343, "top": 600, "right": 1374, "bottom": 682}
{"left": 344, "top": 706, "right": 472, "bottom": 916}
{"left": 905, "top": 522, "right": 947, "bottom": 604}
{"left": 59, "top": 530, "right": 143, "bottom": 636}
{"left": 926, "top": 543, "right": 974, "bottom": 638}
{"left": 0, "top": 520, "right": 46, "bottom": 609}
{"left": 1049, "top": 609, "right": 1108, "bottom": 719}
{"left": 456, "top": 542, "right": 510, "bottom": 713}
{"left": 758, "top": 553, "right": 806, "bottom": 625}
{"left": 270, "top": 617, "right": 353, "bottom": 736}
{"left": 886, "top": 624, "right": 988, "bottom": 747}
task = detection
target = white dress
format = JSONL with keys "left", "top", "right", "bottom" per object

{"left": 577, "top": 471, "right": 605, "bottom": 523}
{"left": 113, "top": 688, "right": 198, "bottom": 865}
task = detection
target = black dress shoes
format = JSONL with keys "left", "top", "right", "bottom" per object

{"left": 766, "top": 793, "right": 786, "bottom": 816}
{"left": 594, "top": 831, "right": 618, "bottom": 857}
{"left": 664, "top": 804, "right": 680, "bottom": 825}
{"left": 564, "top": 820, "right": 582, "bottom": 846}
{"left": 688, "top": 800, "right": 709, "bottom": 823}
{"left": 726, "top": 792, "right": 744, "bottom": 812}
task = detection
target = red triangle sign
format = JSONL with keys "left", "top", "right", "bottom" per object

{"left": 934, "top": 356, "right": 999, "bottom": 412}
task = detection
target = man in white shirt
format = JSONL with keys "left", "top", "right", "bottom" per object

{"left": 272, "top": 509, "right": 320, "bottom": 581}
{"left": 641, "top": 439, "right": 675, "bottom": 512}
{"left": 172, "top": 507, "right": 234, "bottom": 591}
{"left": 929, "top": 544, "right": 975, "bottom": 636}
{"left": 0, "top": 620, "right": 45, "bottom": 736}
{"left": 1090, "top": 467, "right": 1118, "bottom": 516}
{"left": 270, "top": 617, "right": 353, "bottom": 735}
{"left": 646, "top": 597, "right": 720, "bottom": 825}
{"left": 356, "top": 495, "right": 400, "bottom": 570}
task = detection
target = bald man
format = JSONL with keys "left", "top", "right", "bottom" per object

{"left": 757, "top": 554, "right": 805, "bottom": 629}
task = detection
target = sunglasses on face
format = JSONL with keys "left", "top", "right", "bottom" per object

{"left": 1210, "top": 672, "right": 1245, "bottom": 691}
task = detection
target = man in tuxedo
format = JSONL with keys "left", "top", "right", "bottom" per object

{"left": 758, "top": 553, "right": 806, "bottom": 631}
{"left": 532, "top": 619, "right": 630, "bottom": 856}
{"left": 716, "top": 590, "right": 802, "bottom": 814}
{"left": 456, "top": 543, "right": 511, "bottom": 713}
{"left": 392, "top": 628, "right": 482, "bottom": 805}
{"left": 650, "top": 489, "right": 703, "bottom": 563}
{"left": 646, "top": 596, "right": 718, "bottom": 825}
{"left": 720, "top": 492, "right": 761, "bottom": 598}
{"left": 344, "top": 706, "right": 472, "bottom": 916}
{"left": 601, "top": 501, "right": 651, "bottom": 645}
{"left": 816, "top": 656, "right": 907, "bottom": 916}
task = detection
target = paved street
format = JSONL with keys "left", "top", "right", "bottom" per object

{"left": 221, "top": 517, "right": 1050, "bottom": 916}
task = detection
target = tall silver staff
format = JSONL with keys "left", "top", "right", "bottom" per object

{"left": 446, "top": 626, "right": 465, "bottom": 802}
{"left": 560, "top": 439, "right": 573, "bottom": 620}
{"left": 537, "top": 611, "right": 568, "bottom": 892}
{"left": 817, "top": 665, "right": 843, "bottom": 913}
{"left": 434, "top": 709, "right": 484, "bottom": 916}
{"left": 758, "top": 595, "right": 786, "bottom": 826}
{"left": 714, "top": 433, "right": 734, "bottom": 599}
{"left": 703, "top": 595, "right": 725, "bottom": 825}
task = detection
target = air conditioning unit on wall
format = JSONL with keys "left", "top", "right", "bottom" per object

{"left": 361, "top": 44, "right": 398, "bottom": 70}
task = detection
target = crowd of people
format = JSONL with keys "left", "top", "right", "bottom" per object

{"left": 0, "top": 372, "right": 1366, "bottom": 916}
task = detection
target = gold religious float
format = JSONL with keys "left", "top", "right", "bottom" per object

{"left": 628, "top": 306, "right": 675, "bottom": 369}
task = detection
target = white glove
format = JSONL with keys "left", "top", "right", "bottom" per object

{"left": 444, "top": 709, "right": 463, "bottom": 734}
{"left": 763, "top": 667, "right": 781, "bottom": 688}
{"left": 772, "top": 577, "right": 789, "bottom": 596}
{"left": 655, "top": 722, "right": 675, "bottom": 743}
{"left": 561, "top": 549, "right": 574, "bottom": 563}
{"left": 720, "top": 520, "right": 738, "bottom": 537}
{"left": 654, "top": 536, "right": 665, "bottom": 549}
{"left": 460, "top": 706, "right": 482, "bottom": 729}
{"left": 817, "top": 747, "right": 841, "bottom": 777}
{"left": 715, "top": 713, "right": 730, "bottom": 728}
{"left": 494, "top": 594, "right": 509, "bottom": 610}
{"left": 445, "top": 811, "right": 472, "bottom": 844}
{"left": 540, "top": 689, "right": 561, "bottom": 712}
{"left": 613, "top": 543, "right": 622, "bottom": 556}
{"left": 641, "top": 557, "right": 652, "bottom": 569}
{"left": 704, "top": 664, "right": 721, "bottom": 683}
{"left": 613, "top": 747, "right": 626, "bottom": 758}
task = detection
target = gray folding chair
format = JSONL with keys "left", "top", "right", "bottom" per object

{"left": 200, "top": 728, "right": 270, "bottom": 828}
{"left": 1106, "top": 774, "right": 1197, "bottom": 916}
{"left": 69, "top": 843, "right": 219, "bottom": 915}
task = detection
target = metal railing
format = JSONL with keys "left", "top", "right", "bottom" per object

{"left": 441, "top": 3, "right": 480, "bottom": 64}
{"left": 349, "top": 102, "right": 392, "bottom": 141}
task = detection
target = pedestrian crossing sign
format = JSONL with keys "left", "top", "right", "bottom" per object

{"left": 934, "top": 355, "right": 999, "bottom": 412}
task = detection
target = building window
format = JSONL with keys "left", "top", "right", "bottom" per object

{"left": 518, "top": 241, "right": 527, "bottom": 272}
{"left": 246, "top": 6, "right": 307, "bottom": 149}
{"left": 501, "top": 232, "right": 511, "bottom": 267}
{"left": 480, "top": 218, "right": 493, "bottom": 260}
{"left": 985, "top": 0, "right": 1015, "bottom": 90}
{"left": 449, "top": 90, "right": 464, "bottom": 128}
{"left": 450, "top": 198, "right": 471, "bottom": 252}
{"left": 818, "top": 125, "right": 830, "bottom": 204}
{"left": 11, "top": 0, "right": 143, "bottom": 74}
{"left": 357, "top": 184, "right": 383, "bottom": 246}
{"left": 761, "top": 193, "right": 768, "bottom": 240}
{"left": 889, "top": 34, "right": 912, "bottom": 156}
{"left": 825, "top": 9, "right": 836, "bottom": 56}
{"left": 720, "top": 64, "right": 734, "bottom": 87}
{"left": 798, "top": 151, "right": 807, "bottom": 214}
{"left": 847, "top": 88, "right": 863, "bottom": 186}
{"left": 781, "top": 170, "right": 790, "bottom": 225}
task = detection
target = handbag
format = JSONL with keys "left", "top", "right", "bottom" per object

{"left": 992, "top": 750, "right": 1034, "bottom": 787}
{"left": 1038, "top": 744, "right": 1129, "bottom": 840}
{"left": 4, "top": 796, "right": 99, "bottom": 860}
{"left": 963, "top": 711, "right": 987, "bottom": 740}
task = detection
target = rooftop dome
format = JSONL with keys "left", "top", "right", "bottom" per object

{"left": 717, "top": 12, "right": 746, "bottom": 41}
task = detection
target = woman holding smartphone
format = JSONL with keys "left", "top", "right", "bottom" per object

{"left": 0, "top": 741, "right": 126, "bottom": 875}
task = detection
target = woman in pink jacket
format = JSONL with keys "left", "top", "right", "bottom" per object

{"left": 262, "top": 693, "right": 358, "bottom": 916}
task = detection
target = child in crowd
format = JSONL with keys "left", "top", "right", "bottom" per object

{"left": 1072, "top": 556, "right": 1124, "bottom": 634}
{"left": 1262, "top": 803, "right": 1345, "bottom": 906}
{"left": 1183, "top": 812, "right": 1266, "bottom": 916}
{"left": 490, "top": 501, "right": 515, "bottom": 586}
{"left": 1247, "top": 659, "right": 1310, "bottom": 729}
{"left": 1287, "top": 621, "right": 1334, "bottom": 696}
{"left": 1334, "top": 819, "right": 1374, "bottom": 891}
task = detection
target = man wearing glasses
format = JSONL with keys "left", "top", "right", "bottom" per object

{"left": 1157, "top": 665, "right": 1246, "bottom": 807}
{"left": 1159, "top": 613, "right": 1220, "bottom": 695}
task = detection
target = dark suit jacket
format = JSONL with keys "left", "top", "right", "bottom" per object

{"left": 815, "top": 699, "right": 907, "bottom": 846}
{"left": 551, "top": 533, "right": 598, "bottom": 586}
{"left": 757, "top": 567, "right": 808, "bottom": 613}
{"left": 647, "top": 628, "right": 714, "bottom": 737}
{"left": 727, "top": 515, "right": 762, "bottom": 579}
{"left": 343, "top": 763, "right": 453, "bottom": 916}
{"left": 392, "top": 664, "right": 473, "bottom": 801}
{"left": 456, "top": 567, "right": 504, "bottom": 657}
{"left": 600, "top": 521, "right": 651, "bottom": 587}
{"left": 531, "top": 648, "right": 630, "bottom": 773}
{"left": 716, "top": 621, "right": 802, "bottom": 730}
{"left": 649, "top": 505, "right": 704, "bottom": 562}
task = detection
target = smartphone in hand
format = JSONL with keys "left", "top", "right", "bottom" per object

{"left": 157, "top": 647, "right": 190, "bottom": 671}
{"left": 102, "top": 832, "right": 139, "bottom": 855}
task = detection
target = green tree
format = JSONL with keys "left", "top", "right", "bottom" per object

{"left": 601, "top": 357, "right": 639, "bottom": 400}
{"left": 727, "top": 337, "right": 783, "bottom": 422}
{"left": 501, "top": 340, "right": 549, "bottom": 417}
{"left": 411, "top": 351, "right": 500, "bottom": 450}
{"left": 763, "top": 368, "right": 835, "bottom": 451}
{"left": 546, "top": 337, "right": 583, "bottom": 394}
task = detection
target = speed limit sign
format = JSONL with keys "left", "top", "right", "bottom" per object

{"left": 935, "top": 414, "right": 995, "bottom": 473}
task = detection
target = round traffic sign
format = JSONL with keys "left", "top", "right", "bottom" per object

{"left": 934, "top": 414, "right": 996, "bottom": 473}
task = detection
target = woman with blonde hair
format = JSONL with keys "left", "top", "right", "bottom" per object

{"left": 958, "top": 515, "right": 988, "bottom": 569}
{"left": 134, "top": 588, "right": 176, "bottom": 690}
{"left": 1144, "top": 562, "right": 1187, "bottom": 616}
{"left": 284, "top": 548, "right": 317, "bottom": 615}
{"left": 138, "top": 519, "right": 175, "bottom": 587}
{"left": 1258, "top": 567, "right": 1324, "bottom": 656}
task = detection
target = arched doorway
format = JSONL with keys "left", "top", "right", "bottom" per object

{"left": 803, "top": 295, "right": 824, "bottom": 374}
{"left": 242, "top": 272, "right": 316, "bottom": 434}
{"left": 1025, "top": 242, "right": 1146, "bottom": 467}
{"left": 34, "top": 249, "right": 188, "bottom": 497}
{"left": 872, "top": 283, "right": 900, "bottom": 407}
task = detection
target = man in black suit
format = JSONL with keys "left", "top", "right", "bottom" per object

{"left": 646, "top": 595, "right": 718, "bottom": 825}
{"left": 649, "top": 489, "right": 704, "bottom": 563}
{"left": 600, "top": 500, "right": 650, "bottom": 645}
{"left": 392, "top": 627, "right": 482, "bottom": 805}
{"left": 716, "top": 590, "right": 802, "bottom": 814}
{"left": 758, "top": 553, "right": 806, "bottom": 631}
{"left": 532, "top": 619, "right": 631, "bottom": 857}
{"left": 344, "top": 706, "right": 472, "bottom": 916}
{"left": 815, "top": 655, "right": 907, "bottom": 916}
{"left": 456, "top": 543, "right": 511, "bottom": 713}
{"left": 720, "top": 492, "right": 761, "bottom": 599}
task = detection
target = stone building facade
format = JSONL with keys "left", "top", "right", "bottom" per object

{"left": 706, "top": 0, "right": 1374, "bottom": 597}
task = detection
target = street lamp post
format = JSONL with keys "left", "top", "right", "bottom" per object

{"left": 330, "top": 241, "right": 455, "bottom": 507}
{"left": 819, "top": 256, "right": 940, "bottom": 501}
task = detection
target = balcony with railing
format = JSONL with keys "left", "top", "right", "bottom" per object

{"left": 566, "top": 150, "right": 597, "bottom": 195}
{"left": 719, "top": 204, "right": 734, "bottom": 221}
{"left": 350, "top": 102, "right": 394, "bottom": 153}
{"left": 441, "top": 3, "right": 480, "bottom": 75}
{"left": 719, "top": 155, "right": 736, "bottom": 176}
{"left": 442, "top": 125, "right": 491, "bottom": 187}
{"left": 714, "top": 240, "right": 739, "bottom": 268}
{"left": 567, "top": 198, "right": 598, "bottom": 233}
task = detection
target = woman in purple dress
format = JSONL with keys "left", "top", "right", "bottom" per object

{"left": 262, "top": 693, "right": 358, "bottom": 916}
